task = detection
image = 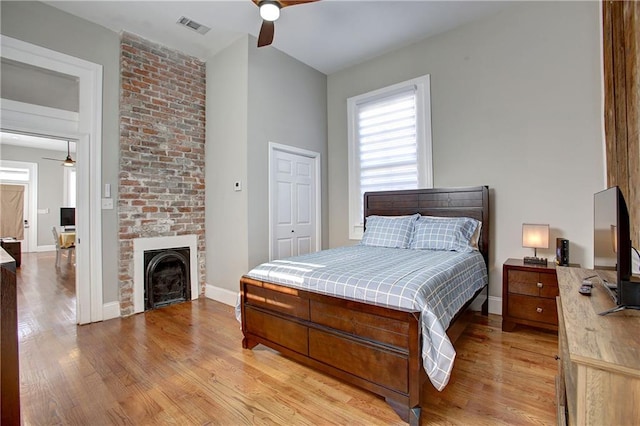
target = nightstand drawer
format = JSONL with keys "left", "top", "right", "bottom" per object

{"left": 508, "top": 270, "right": 558, "bottom": 299}
{"left": 508, "top": 294, "right": 558, "bottom": 325}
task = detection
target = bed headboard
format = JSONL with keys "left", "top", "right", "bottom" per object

{"left": 363, "top": 186, "right": 490, "bottom": 266}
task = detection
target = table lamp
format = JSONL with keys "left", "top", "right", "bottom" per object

{"left": 522, "top": 223, "right": 549, "bottom": 265}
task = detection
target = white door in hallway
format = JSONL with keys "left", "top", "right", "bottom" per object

{"left": 0, "top": 160, "right": 37, "bottom": 253}
{"left": 270, "top": 145, "right": 320, "bottom": 260}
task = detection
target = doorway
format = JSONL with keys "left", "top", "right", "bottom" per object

{"left": 269, "top": 142, "right": 321, "bottom": 260}
{"left": 1, "top": 35, "right": 103, "bottom": 324}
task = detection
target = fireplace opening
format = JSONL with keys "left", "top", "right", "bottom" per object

{"left": 144, "top": 247, "right": 191, "bottom": 310}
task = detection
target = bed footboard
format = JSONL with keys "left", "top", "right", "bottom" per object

{"left": 240, "top": 276, "right": 425, "bottom": 425}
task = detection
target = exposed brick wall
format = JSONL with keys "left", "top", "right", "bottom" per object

{"left": 118, "top": 32, "right": 206, "bottom": 316}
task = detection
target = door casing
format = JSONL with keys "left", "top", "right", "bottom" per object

{"left": 268, "top": 142, "right": 321, "bottom": 261}
{"left": 1, "top": 35, "right": 103, "bottom": 324}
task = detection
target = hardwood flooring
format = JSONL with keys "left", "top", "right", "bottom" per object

{"left": 15, "top": 252, "right": 558, "bottom": 425}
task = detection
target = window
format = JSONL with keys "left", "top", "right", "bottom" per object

{"left": 63, "top": 167, "right": 76, "bottom": 207}
{"left": 347, "top": 75, "right": 433, "bottom": 239}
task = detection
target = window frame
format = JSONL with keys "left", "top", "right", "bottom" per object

{"left": 347, "top": 74, "right": 433, "bottom": 240}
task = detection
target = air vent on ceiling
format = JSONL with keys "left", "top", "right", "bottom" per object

{"left": 176, "top": 16, "right": 211, "bottom": 35}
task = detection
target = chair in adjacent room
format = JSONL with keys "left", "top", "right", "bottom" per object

{"left": 52, "top": 227, "right": 74, "bottom": 267}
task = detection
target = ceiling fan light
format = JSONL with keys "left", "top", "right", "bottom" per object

{"left": 260, "top": 2, "right": 280, "bottom": 22}
{"left": 62, "top": 157, "right": 75, "bottom": 167}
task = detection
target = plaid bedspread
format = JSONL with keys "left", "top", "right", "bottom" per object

{"left": 243, "top": 245, "right": 488, "bottom": 391}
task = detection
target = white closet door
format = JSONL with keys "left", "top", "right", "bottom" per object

{"left": 270, "top": 148, "right": 317, "bottom": 260}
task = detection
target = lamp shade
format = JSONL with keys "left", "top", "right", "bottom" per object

{"left": 522, "top": 223, "right": 549, "bottom": 249}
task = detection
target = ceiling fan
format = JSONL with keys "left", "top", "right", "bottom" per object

{"left": 42, "top": 140, "right": 76, "bottom": 167}
{"left": 252, "top": 0, "right": 320, "bottom": 47}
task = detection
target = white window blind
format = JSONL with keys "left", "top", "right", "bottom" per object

{"left": 347, "top": 75, "right": 433, "bottom": 239}
{"left": 357, "top": 88, "right": 418, "bottom": 211}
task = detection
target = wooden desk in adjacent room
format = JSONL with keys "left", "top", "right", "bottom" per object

{"left": 555, "top": 266, "right": 640, "bottom": 425}
{"left": 59, "top": 231, "right": 76, "bottom": 249}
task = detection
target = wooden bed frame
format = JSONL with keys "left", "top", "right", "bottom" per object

{"left": 240, "top": 186, "right": 490, "bottom": 425}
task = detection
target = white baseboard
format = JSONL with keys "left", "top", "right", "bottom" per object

{"left": 469, "top": 292, "right": 502, "bottom": 315}
{"left": 102, "top": 301, "right": 120, "bottom": 320}
{"left": 488, "top": 296, "right": 502, "bottom": 315}
{"left": 205, "top": 283, "right": 238, "bottom": 307}
{"left": 37, "top": 245, "right": 56, "bottom": 252}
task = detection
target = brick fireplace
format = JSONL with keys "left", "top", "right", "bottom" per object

{"left": 118, "top": 32, "right": 206, "bottom": 316}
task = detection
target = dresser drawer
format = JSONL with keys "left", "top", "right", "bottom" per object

{"left": 508, "top": 294, "right": 558, "bottom": 325}
{"left": 508, "top": 269, "right": 558, "bottom": 299}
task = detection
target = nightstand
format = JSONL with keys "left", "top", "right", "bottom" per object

{"left": 502, "top": 258, "right": 559, "bottom": 332}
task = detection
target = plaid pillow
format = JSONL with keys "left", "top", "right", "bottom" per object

{"left": 361, "top": 214, "right": 419, "bottom": 248}
{"left": 409, "top": 216, "right": 480, "bottom": 252}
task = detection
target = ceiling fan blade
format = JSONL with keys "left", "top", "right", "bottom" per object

{"left": 280, "top": 0, "right": 320, "bottom": 7}
{"left": 42, "top": 155, "right": 76, "bottom": 166}
{"left": 252, "top": 0, "right": 319, "bottom": 7}
{"left": 252, "top": 0, "right": 319, "bottom": 47}
{"left": 258, "top": 20, "right": 275, "bottom": 47}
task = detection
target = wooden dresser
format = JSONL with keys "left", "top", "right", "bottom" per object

{"left": 556, "top": 266, "right": 640, "bottom": 425}
{"left": 502, "top": 258, "right": 559, "bottom": 331}
{"left": 1, "top": 247, "right": 20, "bottom": 425}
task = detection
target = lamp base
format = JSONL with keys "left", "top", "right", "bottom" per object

{"left": 524, "top": 256, "right": 547, "bottom": 265}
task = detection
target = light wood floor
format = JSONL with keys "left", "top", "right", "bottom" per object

{"left": 16, "top": 252, "right": 559, "bottom": 425}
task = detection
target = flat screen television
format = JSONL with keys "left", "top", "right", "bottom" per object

{"left": 60, "top": 207, "right": 76, "bottom": 228}
{"left": 594, "top": 186, "right": 639, "bottom": 311}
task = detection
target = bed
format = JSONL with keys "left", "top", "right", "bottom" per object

{"left": 239, "top": 186, "right": 490, "bottom": 425}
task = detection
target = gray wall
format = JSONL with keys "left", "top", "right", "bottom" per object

{"left": 1, "top": 58, "right": 79, "bottom": 112}
{"left": 327, "top": 2, "right": 604, "bottom": 304}
{"left": 1, "top": 144, "right": 66, "bottom": 246}
{"left": 205, "top": 36, "right": 250, "bottom": 293}
{"left": 205, "top": 36, "right": 328, "bottom": 293}
{"left": 247, "top": 37, "right": 328, "bottom": 268}
{"left": 1, "top": 1, "right": 121, "bottom": 303}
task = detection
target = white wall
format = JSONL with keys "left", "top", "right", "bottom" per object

{"left": 327, "top": 2, "right": 604, "bottom": 309}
